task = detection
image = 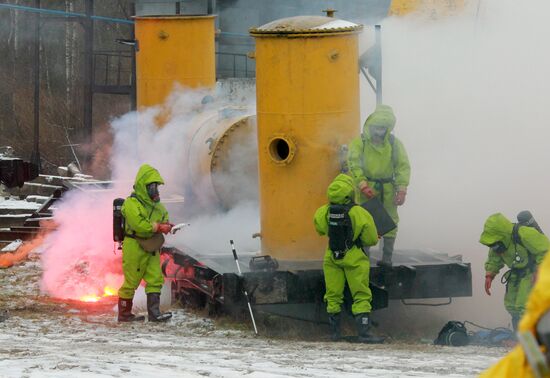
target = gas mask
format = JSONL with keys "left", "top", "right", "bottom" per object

{"left": 146, "top": 182, "right": 160, "bottom": 202}
{"left": 370, "top": 126, "right": 387, "bottom": 139}
{"left": 490, "top": 241, "right": 507, "bottom": 254}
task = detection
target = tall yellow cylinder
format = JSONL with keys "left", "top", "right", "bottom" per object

{"left": 251, "top": 16, "right": 363, "bottom": 260}
{"left": 135, "top": 15, "right": 216, "bottom": 109}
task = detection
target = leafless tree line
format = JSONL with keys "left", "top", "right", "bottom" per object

{"left": 0, "top": 0, "right": 134, "bottom": 177}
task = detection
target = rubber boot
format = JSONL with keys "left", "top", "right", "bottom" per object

{"left": 377, "top": 237, "right": 395, "bottom": 268}
{"left": 328, "top": 313, "right": 342, "bottom": 341}
{"left": 147, "top": 293, "right": 172, "bottom": 322}
{"left": 355, "top": 313, "right": 385, "bottom": 344}
{"left": 118, "top": 297, "right": 145, "bottom": 322}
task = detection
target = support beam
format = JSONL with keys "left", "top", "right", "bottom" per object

{"left": 30, "top": 0, "right": 41, "bottom": 173}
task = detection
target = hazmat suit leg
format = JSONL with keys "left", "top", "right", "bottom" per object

{"left": 381, "top": 237, "right": 396, "bottom": 266}
{"left": 118, "top": 238, "right": 163, "bottom": 299}
{"left": 343, "top": 249, "right": 373, "bottom": 315}
{"left": 142, "top": 251, "right": 164, "bottom": 294}
{"left": 323, "top": 251, "right": 347, "bottom": 315}
{"left": 324, "top": 249, "right": 373, "bottom": 315}
{"left": 504, "top": 271, "right": 534, "bottom": 329}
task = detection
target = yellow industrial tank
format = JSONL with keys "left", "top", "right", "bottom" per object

{"left": 184, "top": 108, "right": 258, "bottom": 210}
{"left": 134, "top": 15, "right": 216, "bottom": 109}
{"left": 250, "top": 16, "right": 363, "bottom": 260}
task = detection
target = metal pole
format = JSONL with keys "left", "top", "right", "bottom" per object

{"left": 83, "top": 0, "right": 94, "bottom": 146}
{"left": 229, "top": 240, "right": 258, "bottom": 335}
{"left": 129, "top": 1, "right": 137, "bottom": 111}
{"left": 31, "top": 0, "right": 41, "bottom": 173}
{"left": 375, "top": 25, "right": 382, "bottom": 105}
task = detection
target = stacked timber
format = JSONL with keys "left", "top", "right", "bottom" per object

{"left": 1, "top": 150, "right": 103, "bottom": 251}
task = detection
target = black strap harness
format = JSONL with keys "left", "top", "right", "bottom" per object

{"left": 501, "top": 224, "right": 537, "bottom": 284}
{"left": 361, "top": 133, "right": 398, "bottom": 203}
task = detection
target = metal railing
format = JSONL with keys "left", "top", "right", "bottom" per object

{"left": 216, "top": 52, "right": 255, "bottom": 79}
{"left": 93, "top": 51, "right": 133, "bottom": 87}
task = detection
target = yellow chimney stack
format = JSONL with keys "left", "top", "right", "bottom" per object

{"left": 134, "top": 15, "right": 216, "bottom": 109}
{"left": 250, "top": 16, "right": 363, "bottom": 260}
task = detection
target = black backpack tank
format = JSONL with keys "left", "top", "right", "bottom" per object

{"left": 328, "top": 204, "right": 356, "bottom": 259}
{"left": 113, "top": 198, "right": 125, "bottom": 243}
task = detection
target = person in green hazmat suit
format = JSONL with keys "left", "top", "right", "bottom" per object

{"left": 480, "top": 213, "right": 549, "bottom": 331}
{"left": 314, "top": 174, "right": 384, "bottom": 343}
{"left": 348, "top": 105, "right": 410, "bottom": 267}
{"left": 117, "top": 164, "right": 174, "bottom": 322}
{"left": 480, "top": 249, "right": 550, "bottom": 377}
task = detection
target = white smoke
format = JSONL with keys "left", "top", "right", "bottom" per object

{"left": 360, "top": 0, "right": 550, "bottom": 328}
{"left": 42, "top": 84, "right": 259, "bottom": 299}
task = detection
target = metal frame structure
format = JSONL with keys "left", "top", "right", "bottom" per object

{"left": 161, "top": 246, "right": 472, "bottom": 324}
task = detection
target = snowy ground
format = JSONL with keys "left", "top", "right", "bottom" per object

{"left": 0, "top": 255, "right": 507, "bottom": 378}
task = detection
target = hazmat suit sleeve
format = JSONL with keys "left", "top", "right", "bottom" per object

{"left": 484, "top": 249, "right": 505, "bottom": 275}
{"left": 313, "top": 205, "right": 329, "bottom": 236}
{"left": 350, "top": 206, "right": 378, "bottom": 247}
{"left": 122, "top": 198, "right": 156, "bottom": 238}
{"left": 392, "top": 137, "right": 411, "bottom": 190}
{"left": 347, "top": 137, "right": 368, "bottom": 188}
{"left": 519, "top": 227, "right": 550, "bottom": 265}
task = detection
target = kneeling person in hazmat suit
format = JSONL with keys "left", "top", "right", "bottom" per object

{"left": 117, "top": 164, "right": 174, "bottom": 322}
{"left": 314, "top": 174, "right": 384, "bottom": 343}
{"left": 480, "top": 212, "right": 549, "bottom": 331}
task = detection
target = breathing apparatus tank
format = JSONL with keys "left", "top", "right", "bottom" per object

{"left": 517, "top": 210, "right": 544, "bottom": 234}
{"left": 113, "top": 198, "right": 125, "bottom": 248}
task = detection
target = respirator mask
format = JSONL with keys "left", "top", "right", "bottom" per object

{"left": 146, "top": 182, "right": 160, "bottom": 202}
{"left": 370, "top": 126, "right": 387, "bottom": 139}
{"left": 490, "top": 241, "right": 507, "bottom": 254}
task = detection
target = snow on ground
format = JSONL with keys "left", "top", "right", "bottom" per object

{"left": 0, "top": 254, "right": 507, "bottom": 378}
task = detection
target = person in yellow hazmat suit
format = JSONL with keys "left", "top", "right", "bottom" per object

{"left": 480, "top": 213, "right": 549, "bottom": 331}
{"left": 117, "top": 164, "right": 174, "bottom": 322}
{"left": 347, "top": 104, "right": 410, "bottom": 267}
{"left": 480, "top": 250, "right": 550, "bottom": 377}
{"left": 314, "top": 174, "right": 384, "bottom": 343}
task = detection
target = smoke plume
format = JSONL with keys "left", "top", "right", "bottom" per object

{"left": 362, "top": 0, "right": 550, "bottom": 329}
{"left": 41, "top": 85, "right": 258, "bottom": 300}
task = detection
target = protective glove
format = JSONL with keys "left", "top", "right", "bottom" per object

{"left": 485, "top": 273, "right": 495, "bottom": 296}
{"left": 361, "top": 185, "right": 376, "bottom": 199}
{"left": 157, "top": 223, "right": 174, "bottom": 235}
{"left": 394, "top": 190, "right": 407, "bottom": 206}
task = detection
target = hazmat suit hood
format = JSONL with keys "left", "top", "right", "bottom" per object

{"left": 132, "top": 164, "right": 165, "bottom": 206}
{"left": 362, "top": 104, "right": 396, "bottom": 142}
{"left": 327, "top": 174, "right": 355, "bottom": 205}
{"left": 479, "top": 213, "right": 514, "bottom": 247}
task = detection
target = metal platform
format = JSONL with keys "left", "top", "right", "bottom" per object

{"left": 161, "top": 246, "right": 472, "bottom": 323}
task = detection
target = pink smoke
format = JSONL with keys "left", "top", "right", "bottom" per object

{"left": 41, "top": 189, "right": 125, "bottom": 300}
{"left": 40, "top": 87, "right": 257, "bottom": 300}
